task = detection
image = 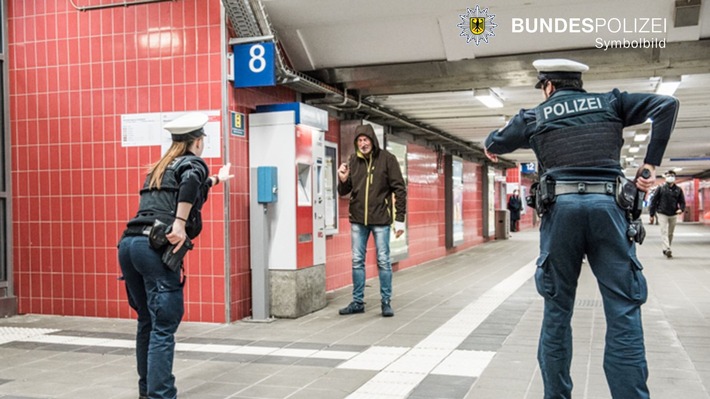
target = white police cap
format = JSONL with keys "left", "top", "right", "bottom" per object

{"left": 533, "top": 59, "right": 589, "bottom": 89}
{"left": 164, "top": 112, "right": 209, "bottom": 142}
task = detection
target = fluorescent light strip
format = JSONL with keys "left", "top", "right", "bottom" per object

{"left": 474, "top": 88, "right": 504, "bottom": 108}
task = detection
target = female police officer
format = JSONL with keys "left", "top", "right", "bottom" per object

{"left": 484, "top": 59, "right": 678, "bottom": 399}
{"left": 118, "top": 113, "right": 233, "bottom": 399}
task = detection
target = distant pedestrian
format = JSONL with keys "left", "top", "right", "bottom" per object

{"left": 507, "top": 189, "right": 522, "bottom": 232}
{"left": 649, "top": 170, "right": 685, "bottom": 258}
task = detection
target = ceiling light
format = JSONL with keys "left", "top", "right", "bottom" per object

{"left": 629, "top": 146, "right": 640, "bottom": 153}
{"left": 474, "top": 88, "right": 504, "bottom": 108}
{"left": 633, "top": 133, "right": 648, "bottom": 142}
{"left": 625, "top": 157, "right": 635, "bottom": 163}
{"left": 654, "top": 76, "right": 681, "bottom": 96}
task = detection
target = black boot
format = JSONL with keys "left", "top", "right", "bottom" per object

{"left": 339, "top": 302, "right": 365, "bottom": 315}
{"left": 381, "top": 301, "right": 394, "bottom": 317}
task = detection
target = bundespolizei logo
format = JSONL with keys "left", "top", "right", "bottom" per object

{"left": 457, "top": 5, "right": 497, "bottom": 45}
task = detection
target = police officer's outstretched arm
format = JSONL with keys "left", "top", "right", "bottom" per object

{"left": 168, "top": 161, "right": 234, "bottom": 252}
{"left": 484, "top": 109, "right": 534, "bottom": 161}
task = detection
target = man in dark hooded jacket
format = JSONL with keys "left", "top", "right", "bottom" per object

{"left": 649, "top": 170, "right": 685, "bottom": 258}
{"left": 337, "top": 124, "right": 407, "bottom": 317}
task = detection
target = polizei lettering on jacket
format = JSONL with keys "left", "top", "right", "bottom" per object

{"left": 542, "top": 97, "right": 603, "bottom": 121}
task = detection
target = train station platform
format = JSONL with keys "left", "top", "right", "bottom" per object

{"left": 1, "top": 222, "right": 709, "bottom": 399}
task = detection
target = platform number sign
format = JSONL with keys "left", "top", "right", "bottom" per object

{"left": 521, "top": 162, "right": 537, "bottom": 174}
{"left": 232, "top": 42, "right": 276, "bottom": 88}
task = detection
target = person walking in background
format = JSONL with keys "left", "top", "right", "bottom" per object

{"left": 337, "top": 124, "right": 407, "bottom": 317}
{"left": 507, "top": 189, "right": 522, "bottom": 232}
{"left": 649, "top": 170, "right": 686, "bottom": 258}
{"left": 483, "top": 58, "right": 678, "bottom": 399}
{"left": 117, "top": 113, "right": 234, "bottom": 399}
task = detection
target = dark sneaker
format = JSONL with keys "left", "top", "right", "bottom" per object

{"left": 339, "top": 302, "right": 365, "bottom": 315}
{"left": 664, "top": 249, "right": 673, "bottom": 258}
{"left": 381, "top": 301, "right": 394, "bottom": 317}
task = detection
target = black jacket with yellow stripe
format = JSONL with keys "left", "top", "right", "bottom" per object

{"left": 338, "top": 124, "right": 407, "bottom": 226}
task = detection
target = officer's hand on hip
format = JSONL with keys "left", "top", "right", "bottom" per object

{"left": 167, "top": 220, "right": 188, "bottom": 252}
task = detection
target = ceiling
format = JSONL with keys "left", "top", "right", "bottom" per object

{"left": 258, "top": 0, "right": 710, "bottom": 178}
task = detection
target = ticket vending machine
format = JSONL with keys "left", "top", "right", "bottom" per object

{"left": 249, "top": 102, "right": 327, "bottom": 318}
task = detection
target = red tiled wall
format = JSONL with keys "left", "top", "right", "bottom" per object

{"left": 677, "top": 179, "right": 698, "bottom": 222}
{"left": 324, "top": 121, "right": 354, "bottom": 291}
{"left": 9, "top": 0, "right": 228, "bottom": 322}
{"left": 700, "top": 179, "right": 710, "bottom": 224}
{"left": 458, "top": 161, "right": 486, "bottom": 249}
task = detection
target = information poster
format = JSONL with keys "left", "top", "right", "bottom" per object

{"left": 121, "top": 110, "right": 221, "bottom": 158}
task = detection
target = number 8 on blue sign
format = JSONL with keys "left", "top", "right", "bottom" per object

{"left": 233, "top": 42, "right": 276, "bottom": 88}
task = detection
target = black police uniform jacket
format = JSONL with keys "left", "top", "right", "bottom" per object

{"left": 125, "top": 153, "right": 211, "bottom": 239}
{"left": 484, "top": 88, "right": 679, "bottom": 181}
{"left": 649, "top": 183, "right": 685, "bottom": 217}
{"left": 338, "top": 125, "right": 407, "bottom": 226}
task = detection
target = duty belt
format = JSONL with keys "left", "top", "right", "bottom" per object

{"left": 555, "top": 181, "right": 615, "bottom": 196}
{"left": 124, "top": 225, "right": 152, "bottom": 237}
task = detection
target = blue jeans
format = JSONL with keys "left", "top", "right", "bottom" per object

{"left": 535, "top": 194, "right": 649, "bottom": 399}
{"left": 351, "top": 223, "right": 392, "bottom": 304}
{"left": 118, "top": 235, "right": 184, "bottom": 399}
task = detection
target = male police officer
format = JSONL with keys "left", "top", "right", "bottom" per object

{"left": 484, "top": 59, "right": 679, "bottom": 399}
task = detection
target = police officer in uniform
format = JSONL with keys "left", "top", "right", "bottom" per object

{"left": 118, "top": 113, "right": 233, "bottom": 399}
{"left": 484, "top": 59, "right": 679, "bottom": 399}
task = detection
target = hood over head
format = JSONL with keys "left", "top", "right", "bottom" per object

{"left": 353, "top": 124, "right": 380, "bottom": 153}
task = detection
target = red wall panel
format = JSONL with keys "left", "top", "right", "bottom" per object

{"left": 700, "top": 179, "right": 710, "bottom": 224}
{"left": 9, "top": 0, "right": 227, "bottom": 322}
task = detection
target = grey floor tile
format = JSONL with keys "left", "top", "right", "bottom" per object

{"left": 409, "top": 375, "right": 476, "bottom": 399}
{"left": 1, "top": 226, "right": 710, "bottom": 398}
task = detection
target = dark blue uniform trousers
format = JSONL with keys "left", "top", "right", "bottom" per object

{"left": 119, "top": 236, "right": 184, "bottom": 399}
{"left": 535, "top": 193, "right": 649, "bottom": 399}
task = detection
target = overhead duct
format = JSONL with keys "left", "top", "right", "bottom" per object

{"left": 220, "top": 0, "right": 503, "bottom": 165}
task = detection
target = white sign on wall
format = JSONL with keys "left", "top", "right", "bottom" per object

{"left": 121, "top": 110, "right": 221, "bottom": 158}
